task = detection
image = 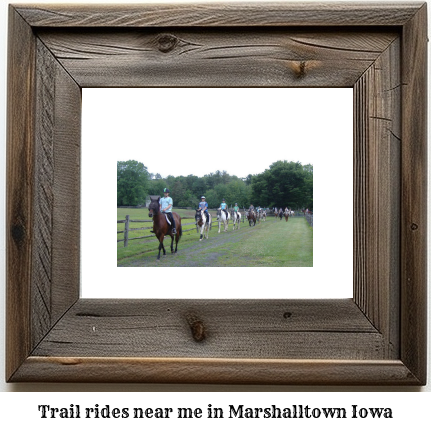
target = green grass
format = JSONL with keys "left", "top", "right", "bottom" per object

{"left": 117, "top": 207, "right": 219, "bottom": 260}
{"left": 217, "top": 221, "right": 312, "bottom": 267}
{"left": 117, "top": 209, "right": 313, "bottom": 267}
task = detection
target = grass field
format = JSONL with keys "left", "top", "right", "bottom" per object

{"left": 117, "top": 207, "right": 219, "bottom": 260}
{"left": 117, "top": 208, "right": 313, "bottom": 267}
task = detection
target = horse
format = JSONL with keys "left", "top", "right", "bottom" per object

{"left": 278, "top": 209, "right": 283, "bottom": 220}
{"left": 261, "top": 210, "right": 267, "bottom": 221}
{"left": 195, "top": 209, "right": 211, "bottom": 241}
{"left": 247, "top": 210, "right": 256, "bottom": 226}
{"left": 284, "top": 208, "right": 290, "bottom": 222}
{"left": 217, "top": 208, "right": 230, "bottom": 233}
{"left": 231, "top": 210, "right": 241, "bottom": 230}
{"left": 148, "top": 196, "right": 182, "bottom": 260}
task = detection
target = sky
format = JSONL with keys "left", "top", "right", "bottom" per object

{"left": 82, "top": 88, "right": 351, "bottom": 179}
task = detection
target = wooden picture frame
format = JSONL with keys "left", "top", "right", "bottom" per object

{"left": 6, "top": 2, "right": 427, "bottom": 385}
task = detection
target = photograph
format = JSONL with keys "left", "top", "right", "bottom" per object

{"left": 109, "top": 88, "right": 321, "bottom": 268}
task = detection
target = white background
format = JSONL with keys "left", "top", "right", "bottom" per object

{"left": 82, "top": 87, "right": 353, "bottom": 299}
{"left": 0, "top": 0, "right": 429, "bottom": 418}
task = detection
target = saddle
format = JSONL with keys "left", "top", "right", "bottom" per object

{"left": 164, "top": 213, "right": 172, "bottom": 225}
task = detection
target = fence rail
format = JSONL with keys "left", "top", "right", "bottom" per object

{"left": 118, "top": 215, "right": 200, "bottom": 247}
{"left": 305, "top": 213, "right": 313, "bottom": 227}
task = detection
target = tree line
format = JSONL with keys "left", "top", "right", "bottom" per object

{"left": 117, "top": 159, "right": 313, "bottom": 210}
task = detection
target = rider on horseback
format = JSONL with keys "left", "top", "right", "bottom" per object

{"left": 219, "top": 199, "right": 229, "bottom": 219}
{"left": 233, "top": 202, "right": 240, "bottom": 221}
{"left": 160, "top": 188, "right": 177, "bottom": 234}
{"left": 198, "top": 196, "right": 210, "bottom": 224}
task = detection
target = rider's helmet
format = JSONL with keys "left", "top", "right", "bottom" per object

{"left": 201, "top": 196, "right": 205, "bottom": 199}
{"left": 163, "top": 188, "right": 170, "bottom": 193}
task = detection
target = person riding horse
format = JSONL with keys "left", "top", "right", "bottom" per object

{"left": 231, "top": 202, "right": 241, "bottom": 223}
{"left": 160, "top": 188, "right": 176, "bottom": 234}
{"left": 198, "top": 196, "right": 210, "bottom": 224}
{"left": 219, "top": 199, "right": 229, "bottom": 219}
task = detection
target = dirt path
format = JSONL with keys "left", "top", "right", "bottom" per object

{"left": 119, "top": 221, "right": 262, "bottom": 267}
{"left": 118, "top": 217, "right": 312, "bottom": 267}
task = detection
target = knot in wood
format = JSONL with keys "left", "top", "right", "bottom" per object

{"left": 295, "top": 61, "right": 307, "bottom": 78}
{"left": 11, "top": 222, "right": 26, "bottom": 245}
{"left": 186, "top": 314, "right": 206, "bottom": 342}
{"left": 157, "top": 34, "right": 178, "bottom": 53}
{"left": 411, "top": 223, "right": 419, "bottom": 231}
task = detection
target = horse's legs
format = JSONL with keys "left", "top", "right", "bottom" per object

{"left": 157, "top": 234, "right": 166, "bottom": 259}
{"left": 170, "top": 235, "right": 174, "bottom": 253}
{"left": 157, "top": 241, "right": 163, "bottom": 259}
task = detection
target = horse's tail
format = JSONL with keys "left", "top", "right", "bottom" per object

{"left": 179, "top": 226, "right": 183, "bottom": 238}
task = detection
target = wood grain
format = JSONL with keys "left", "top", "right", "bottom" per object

{"left": 15, "top": 2, "right": 423, "bottom": 27}
{"left": 12, "top": 357, "right": 420, "bottom": 385}
{"left": 31, "top": 40, "right": 81, "bottom": 347}
{"left": 353, "top": 38, "right": 401, "bottom": 358}
{"left": 37, "top": 29, "right": 398, "bottom": 88}
{"left": 400, "top": 3, "right": 428, "bottom": 385}
{"left": 32, "top": 299, "right": 382, "bottom": 359}
{"left": 6, "top": 7, "right": 36, "bottom": 381}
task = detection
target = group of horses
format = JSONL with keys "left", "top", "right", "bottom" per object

{"left": 273, "top": 207, "right": 295, "bottom": 222}
{"left": 244, "top": 209, "right": 267, "bottom": 226}
{"left": 195, "top": 207, "right": 242, "bottom": 241}
{"left": 147, "top": 196, "right": 294, "bottom": 260}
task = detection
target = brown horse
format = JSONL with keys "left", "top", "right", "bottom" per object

{"left": 148, "top": 196, "right": 182, "bottom": 260}
{"left": 247, "top": 210, "right": 256, "bottom": 226}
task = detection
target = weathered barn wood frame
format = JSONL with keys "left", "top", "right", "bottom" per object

{"left": 6, "top": 2, "right": 427, "bottom": 384}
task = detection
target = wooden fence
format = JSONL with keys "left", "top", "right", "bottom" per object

{"left": 117, "top": 215, "right": 201, "bottom": 247}
{"left": 305, "top": 213, "right": 313, "bottom": 227}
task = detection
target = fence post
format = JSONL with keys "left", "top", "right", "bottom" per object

{"left": 124, "top": 215, "right": 129, "bottom": 247}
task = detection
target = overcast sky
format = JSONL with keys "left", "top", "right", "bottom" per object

{"left": 83, "top": 88, "right": 351, "bottom": 179}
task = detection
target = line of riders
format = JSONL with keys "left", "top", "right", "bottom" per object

{"left": 148, "top": 189, "right": 296, "bottom": 257}
{"left": 154, "top": 189, "right": 294, "bottom": 233}
{"left": 196, "top": 196, "right": 295, "bottom": 230}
